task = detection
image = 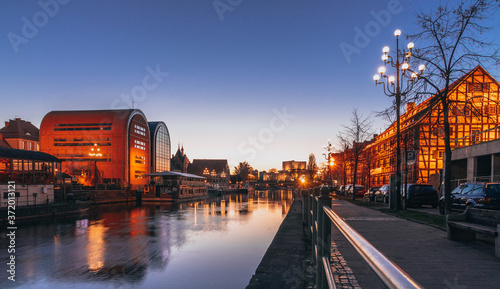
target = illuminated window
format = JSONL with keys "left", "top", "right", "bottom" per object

{"left": 154, "top": 124, "right": 171, "bottom": 173}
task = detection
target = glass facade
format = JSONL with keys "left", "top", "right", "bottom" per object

{"left": 154, "top": 124, "right": 171, "bottom": 172}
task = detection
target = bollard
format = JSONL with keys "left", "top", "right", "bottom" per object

{"left": 316, "top": 186, "right": 332, "bottom": 289}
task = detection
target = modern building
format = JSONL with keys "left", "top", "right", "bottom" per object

{"left": 0, "top": 147, "right": 61, "bottom": 207}
{"left": 39, "top": 109, "right": 150, "bottom": 189}
{"left": 0, "top": 118, "right": 40, "bottom": 151}
{"left": 447, "top": 138, "right": 500, "bottom": 188}
{"left": 188, "top": 159, "right": 230, "bottom": 188}
{"left": 148, "top": 121, "right": 171, "bottom": 173}
{"left": 365, "top": 66, "right": 500, "bottom": 187}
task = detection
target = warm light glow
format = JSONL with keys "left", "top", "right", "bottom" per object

{"left": 407, "top": 42, "right": 414, "bottom": 50}
{"left": 388, "top": 76, "right": 395, "bottom": 83}
{"left": 394, "top": 29, "right": 401, "bottom": 37}
{"left": 419, "top": 64, "right": 426, "bottom": 71}
{"left": 411, "top": 72, "right": 418, "bottom": 78}
{"left": 382, "top": 54, "right": 389, "bottom": 61}
{"left": 401, "top": 63, "right": 409, "bottom": 70}
{"left": 300, "top": 178, "right": 305, "bottom": 184}
{"left": 382, "top": 46, "right": 390, "bottom": 54}
{"left": 378, "top": 66, "right": 386, "bottom": 74}
{"left": 373, "top": 74, "right": 380, "bottom": 81}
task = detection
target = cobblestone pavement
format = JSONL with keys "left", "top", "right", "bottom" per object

{"left": 329, "top": 199, "right": 500, "bottom": 289}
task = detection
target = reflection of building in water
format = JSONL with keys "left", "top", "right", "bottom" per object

{"left": 1, "top": 192, "right": 295, "bottom": 286}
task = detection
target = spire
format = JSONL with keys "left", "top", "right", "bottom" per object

{"left": 181, "top": 143, "right": 184, "bottom": 155}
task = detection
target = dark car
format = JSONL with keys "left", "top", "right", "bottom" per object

{"left": 348, "top": 185, "right": 367, "bottom": 198}
{"left": 363, "top": 187, "right": 380, "bottom": 202}
{"left": 438, "top": 182, "right": 500, "bottom": 215}
{"left": 402, "top": 184, "right": 438, "bottom": 208}
{"left": 374, "top": 184, "right": 390, "bottom": 203}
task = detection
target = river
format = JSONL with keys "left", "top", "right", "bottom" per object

{"left": 0, "top": 190, "right": 294, "bottom": 289}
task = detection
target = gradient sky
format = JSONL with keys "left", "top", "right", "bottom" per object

{"left": 1, "top": 0, "right": 499, "bottom": 171}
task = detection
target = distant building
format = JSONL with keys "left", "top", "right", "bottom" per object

{"left": 188, "top": 159, "right": 230, "bottom": 188}
{"left": 148, "top": 121, "right": 171, "bottom": 173}
{"left": 0, "top": 147, "right": 61, "bottom": 207}
{"left": 282, "top": 160, "right": 306, "bottom": 171}
{"left": 0, "top": 118, "right": 39, "bottom": 151}
{"left": 281, "top": 160, "right": 307, "bottom": 182}
{"left": 39, "top": 109, "right": 150, "bottom": 189}
{"left": 171, "top": 145, "right": 189, "bottom": 173}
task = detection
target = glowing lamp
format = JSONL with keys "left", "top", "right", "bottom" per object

{"left": 382, "top": 46, "right": 390, "bottom": 54}
{"left": 401, "top": 63, "right": 409, "bottom": 70}
{"left": 394, "top": 29, "right": 401, "bottom": 37}
{"left": 388, "top": 76, "right": 395, "bottom": 83}
{"left": 378, "top": 66, "right": 386, "bottom": 74}
{"left": 373, "top": 74, "right": 380, "bottom": 81}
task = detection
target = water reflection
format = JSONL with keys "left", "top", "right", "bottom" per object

{"left": 0, "top": 190, "right": 294, "bottom": 289}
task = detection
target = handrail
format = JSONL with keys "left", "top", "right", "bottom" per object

{"left": 323, "top": 205, "right": 424, "bottom": 289}
{"left": 322, "top": 256, "right": 336, "bottom": 289}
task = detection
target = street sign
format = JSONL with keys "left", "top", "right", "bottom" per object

{"left": 405, "top": 150, "right": 417, "bottom": 165}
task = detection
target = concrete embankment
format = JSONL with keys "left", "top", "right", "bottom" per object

{"left": 246, "top": 198, "right": 311, "bottom": 289}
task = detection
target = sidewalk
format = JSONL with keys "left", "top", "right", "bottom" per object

{"left": 330, "top": 199, "right": 500, "bottom": 289}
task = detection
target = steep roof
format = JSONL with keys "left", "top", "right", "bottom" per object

{"left": 367, "top": 65, "right": 496, "bottom": 148}
{"left": 0, "top": 118, "right": 39, "bottom": 141}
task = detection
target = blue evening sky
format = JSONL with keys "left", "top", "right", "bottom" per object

{"left": 1, "top": 0, "right": 499, "bottom": 171}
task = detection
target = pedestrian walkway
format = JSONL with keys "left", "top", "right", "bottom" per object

{"left": 330, "top": 199, "right": 500, "bottom": 289}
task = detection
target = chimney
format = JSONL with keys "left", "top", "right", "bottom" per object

{"left": 4, "top": 121, "right": 9, "bottom": 128}
{"left": 406, "top": 102, "right": 415, "bottom": 112}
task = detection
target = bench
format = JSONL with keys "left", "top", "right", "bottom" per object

{"left": 446, "top": 207, "right": 500, "bottom": 258}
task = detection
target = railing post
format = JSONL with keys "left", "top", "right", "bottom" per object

{"left": 316, "top": 186, "right": 332, "bottom": 289}
{"left": 311, "top": 193, "right": 318, "bottom": 262}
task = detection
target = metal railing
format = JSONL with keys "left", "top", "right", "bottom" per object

{"left": 306, "top": 189, "right": 423, "bottom": 289}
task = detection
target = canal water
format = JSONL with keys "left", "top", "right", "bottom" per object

{"left": 1, "top": 190, "right": 293, "bottom": 289}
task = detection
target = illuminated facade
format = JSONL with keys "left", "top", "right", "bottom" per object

{"left": 366, "top": 66, "right": 500, "bottom": 187}
{"left": 40, "top": 109, "right": 150, "bottom": 189}
{"left": 188, "top": 159, "right": 230, "bottom": 188}
{"left": 148, "top": 122, "right": 171, "bottom": 173}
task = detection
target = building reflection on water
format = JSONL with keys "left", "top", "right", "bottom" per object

{"left": 0, "top": 190, "right": 293, "bottom": 289}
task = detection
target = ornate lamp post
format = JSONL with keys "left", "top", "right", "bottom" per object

{"left": 322, "top": 140, "right": 335, "bottom": 187}
{"left": 89, "top": 144, "right": 102, "bottom": 189}
{"left": 373, "top": 29, "right": 425, "bottom": 210}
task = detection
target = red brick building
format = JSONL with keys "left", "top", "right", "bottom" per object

{"left": 366, "top": 66, "right": 500, "bottom": 187}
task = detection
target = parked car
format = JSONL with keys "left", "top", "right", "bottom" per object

{"left": 338, "top": 185, "right": 347, "bottom": 196}
{"left": 363, "top": 186, "right": 380, "bottom": 202}
{"left": 438, "top": 182, "right": 500, "bottom": 215}
{"left": 347, "top": 185, "right": 367, "bottom": 198}
{"left": 402, "top": 184, "right": 438, "bottom": 208}
{"left": 374, "top": 184, "right": 390, "bottom": 203}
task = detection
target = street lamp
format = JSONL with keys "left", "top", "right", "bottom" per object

{"left": 89, "top": 144, "right": 102, "bottom": 189}
{"left": 373, "top": 29, "right": 425, "bottom": 210}
{"left": 322, "top": 140, "right": 335, "bottom": 187}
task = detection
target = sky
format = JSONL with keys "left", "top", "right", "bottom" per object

{"left": 1, "top": 0, "right": 499, "bottom": 172}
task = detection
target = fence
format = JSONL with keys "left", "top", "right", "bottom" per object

{"left": 305, "top": 187, "right": 423, "bottom": 289}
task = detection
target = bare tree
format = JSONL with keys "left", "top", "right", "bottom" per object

{"left": 408, "top": 0, "right": 500, "bottom": 214}
{"left": 338, "top": 109, "right": 374, "bottom": 200}
{"left": 306, "top": 153, "right": 318, "bottom": 184}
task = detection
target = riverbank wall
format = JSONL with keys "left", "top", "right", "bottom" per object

{"left": 246, "top": 198, "right": 311, "bottom": 289}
